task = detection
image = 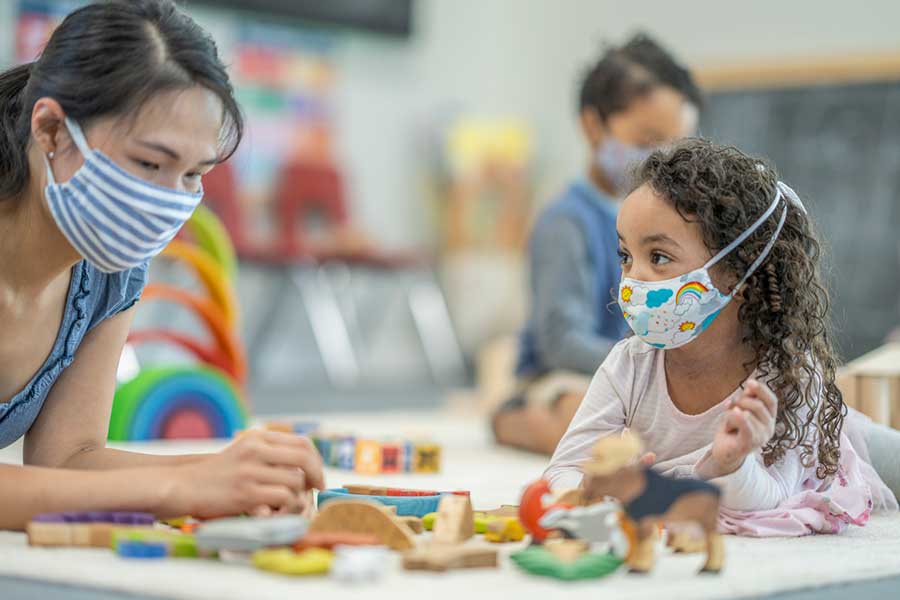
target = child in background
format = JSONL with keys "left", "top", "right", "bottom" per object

{"left": 493, "top": 35, "right": 702, "bottom": 455}
{"left": 545, "top": 139, "right": 899, "bottom": 536}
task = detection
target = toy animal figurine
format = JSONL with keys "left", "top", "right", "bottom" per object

{"left": 519, "top": 480, "right": 578, "bottom": 543}
{"left": 582, "top": 432, "right": 724, "bottom": 574}
{"left": 539, "top": 502, "right": 628, "bottom": 557}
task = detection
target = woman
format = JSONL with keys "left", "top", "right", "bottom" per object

{"left": 0, "top": 0, "right": 322, "bottom": 531}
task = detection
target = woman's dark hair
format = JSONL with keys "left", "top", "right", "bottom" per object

{"left": 632, "top": 138, "right": 843, "bottom": 478}
{"left": 0, "top": 0, "right": 243, "bottom": 202}
{"left": 580, "top": 33, "right": 703, "bottom": 121}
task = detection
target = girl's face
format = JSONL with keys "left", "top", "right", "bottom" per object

{"left": 617, "top": 183, "right": 734, "bottom": 292}
{"left": 35, "top": 86, "right": 223, "bottom": 194}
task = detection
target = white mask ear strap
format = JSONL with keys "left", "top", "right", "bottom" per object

{"left": 777, "top": 180, "right": 807, "bottom": 214}
{"left": 730, "top": 204, "right": 788, "bottom": 297}
{"left": 704, "top": 187, "right": 783, "bottom": 269}
{"left": 64, "top": 117, "right": 92, "bottom": 157}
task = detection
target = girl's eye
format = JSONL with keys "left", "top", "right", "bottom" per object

{"left": 617, "top": 249, "right": 632, "bottom": 266}
{"left": 651, "top": 252, "right": 671, "bottom": 266}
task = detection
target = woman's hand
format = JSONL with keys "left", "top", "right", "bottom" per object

{"left": 699, "top": 379, "right": 778, "bottom": 479}
{"left": 160, "top": 430, "right": 325, "bottom": 519}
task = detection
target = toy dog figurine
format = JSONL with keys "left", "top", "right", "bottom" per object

{"left": 582, "top": 432, "right": 724, "bottom": 574}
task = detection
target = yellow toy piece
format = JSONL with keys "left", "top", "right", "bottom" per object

{"left": 161, "top": 239, "right": 239, "bottom": 328}
{"left": 483, "top": 517, "right": 525, "bottom": 543}
{"left": 252, "top": 548, "right": 333, "bottom": 576}
{"left": 422, "top": 512, "right": 438, "bottom": 531}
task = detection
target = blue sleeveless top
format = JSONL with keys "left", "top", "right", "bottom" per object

{"left": 0, "top": 261, "right": 148, "bottom": 449}
{"left": 517, "top": 179, "right": 629, "bottom": 376}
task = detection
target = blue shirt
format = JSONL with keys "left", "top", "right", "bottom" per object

{"left": 516, "top": 179, "right": 629, "bottom": 377}
{"left": 0, "top": 261, "right": 148, "bottom": 449}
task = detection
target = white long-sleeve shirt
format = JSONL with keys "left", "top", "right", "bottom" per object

{"left": 544, "top": 337, "right": 884, "bottom": 515}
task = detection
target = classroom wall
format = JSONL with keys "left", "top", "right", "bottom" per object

{"left": 2, "top": 0, "right": 899, "bottom": 246}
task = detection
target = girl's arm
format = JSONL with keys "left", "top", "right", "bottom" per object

{"left": 694, "top": 380, "right": 800, "bottom": 511}
{"left": 23, "top": 307, "right": 205, "bottom": 470}
{"left": 543, "top": 366, "right": 628, "bottom": 489}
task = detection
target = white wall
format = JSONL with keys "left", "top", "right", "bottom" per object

{"left": 332, "top": 0, "right": 900, "bottom": 246}
{"left": 3, "top": 0, "right": 900, "bottom": 246}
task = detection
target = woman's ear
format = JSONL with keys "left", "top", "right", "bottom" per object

{"left": 30, "top": 97, "right": 71, "bottom": 157}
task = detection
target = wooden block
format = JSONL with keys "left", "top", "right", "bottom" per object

{"left": 71, "top": 523, "right": 118, "bottom": 548}
{"left": 412, "top": 443, "right": 441, "bottom": 473}
{"left": 432, "top": 495, "right": 474, "bottom": 544}
{"left": 294, "top": 532, "right": 379, "bottom": 551}
{"left": 27, "top": 522, "right": 73, "bottom": 547}
{"left": 309, "top": 499, "right": 416, "bottom": 551}
{"left": 264, "top": 422, "right": 294, "bottom": 433}
{"left": 478, "top": 505, "right": 519, "bottom": 518}
{"left": 381, "top": 444, "right": 403, "bottom": 473}
{"left": 544, "top": 539, "right": 589, "bottom": 563}
{"left": 345, "top": 485, "right": 388, "bottom": 496}
{"left": 836, "top": 372, "right": 859, "bottom": 410}
{"left": 403, "top": 544, "right": 498, "bottom": 572}
{"left": 354, "top": 440, "right": 383, "bottom": 475}
{"left": 860, "top": 376, "right": 891, "bottom": 425}
{"left": 890, "top": 376, "right": 900, "bottom": 431}
{"left": 399, "top": 516, "right": 424, "bottom": 534}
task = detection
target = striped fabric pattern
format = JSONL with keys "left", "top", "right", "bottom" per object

{"left": 45, "top": 118, "right": 203, "bottom": 273}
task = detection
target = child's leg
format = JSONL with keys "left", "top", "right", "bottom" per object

{"left": 861, "top": 420, "right": 900, "bottom": 503}
{"left": 492, "top": 394, "right": 582, "bottom": 455}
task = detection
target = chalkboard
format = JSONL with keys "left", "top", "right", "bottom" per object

{"left": 700, "top": 81, "right": 900, "bottom": 360}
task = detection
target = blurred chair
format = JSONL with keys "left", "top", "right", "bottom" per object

{"left": 203, "top": 159, "right": 465, "bottom": 389}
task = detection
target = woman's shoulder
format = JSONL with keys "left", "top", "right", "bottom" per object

{"left": 82, "top": 261, "right": 149, "bottom": 329}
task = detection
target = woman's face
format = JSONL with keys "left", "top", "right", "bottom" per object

{"left": 42, "top": 86, "right": 223, "bottom": 193}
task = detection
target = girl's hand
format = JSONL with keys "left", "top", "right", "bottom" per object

{"left": 161, "top": 430, "right": 325, "bottom": 519}
{"left": 701, "top": 379, "right": 778, "bottom": 479}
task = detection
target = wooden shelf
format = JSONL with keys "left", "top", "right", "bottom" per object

{"left": 696, "top": 52, "right": 900, "bottom": 91}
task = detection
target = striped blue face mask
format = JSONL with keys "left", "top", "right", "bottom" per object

{"left": 44, "top": 118, "right": 203, "bottom": 273}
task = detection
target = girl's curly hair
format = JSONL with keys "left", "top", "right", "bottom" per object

{"left": 631, "top": 138, "right": 844, "bottom": 478}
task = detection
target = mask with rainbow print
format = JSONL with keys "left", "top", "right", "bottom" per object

{"left": 617, "top": 182, "right": 797, "bottom": 350}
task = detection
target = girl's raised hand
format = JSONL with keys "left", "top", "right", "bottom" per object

{"left": 703, "top": 379, "right": 778, "bottom": 478}
{"left": 161, "top": 430, "right": 325, "bottom": 519}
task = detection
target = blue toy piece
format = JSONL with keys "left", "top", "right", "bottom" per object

{"left": 403, "top": 441, "right": 414, "bottom": 472}
{"left": 117, "top": 540, "right": 168, "bottom": 559}
{"left": 336, "top": 437, "right": 356, "bottom": 470}
{"left": 316, "top": 488, "right": 443, "bottom": 518}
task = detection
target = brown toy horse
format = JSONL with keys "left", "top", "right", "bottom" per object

{"left": 582, "top": 432, "right": 724, "bottom": 574}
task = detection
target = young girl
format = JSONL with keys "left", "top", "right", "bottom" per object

{"left": 0, "top": 0, "right": 322, "bottom": 531}
{"left": 545, "top": 139, "right": 898, "bottom": 536}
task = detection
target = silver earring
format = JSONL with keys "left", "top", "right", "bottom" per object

{"left": 48, "top": 151, "right": 55, "bottom": 160}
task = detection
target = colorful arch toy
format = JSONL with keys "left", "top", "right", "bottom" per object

{"left": 109, "top": 366, "right": 247, "bottom": 441}
{"left": 136, "top": 283, "right": 247, "bottom": 385}
{"left": 160, "top": 239, "right": 239, "bottom": 328}
{"left": 183, "top": 204, "right": 238, "bottom": 279}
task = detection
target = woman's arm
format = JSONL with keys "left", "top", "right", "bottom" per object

{"left": 24, "top": 307, "right": 205, "bottom": 469}
{"left": 0, "top": 428, "right": 325, "bottom": 530}
{"left": 11, "top": 307, "right": 325, "bottom": 530}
